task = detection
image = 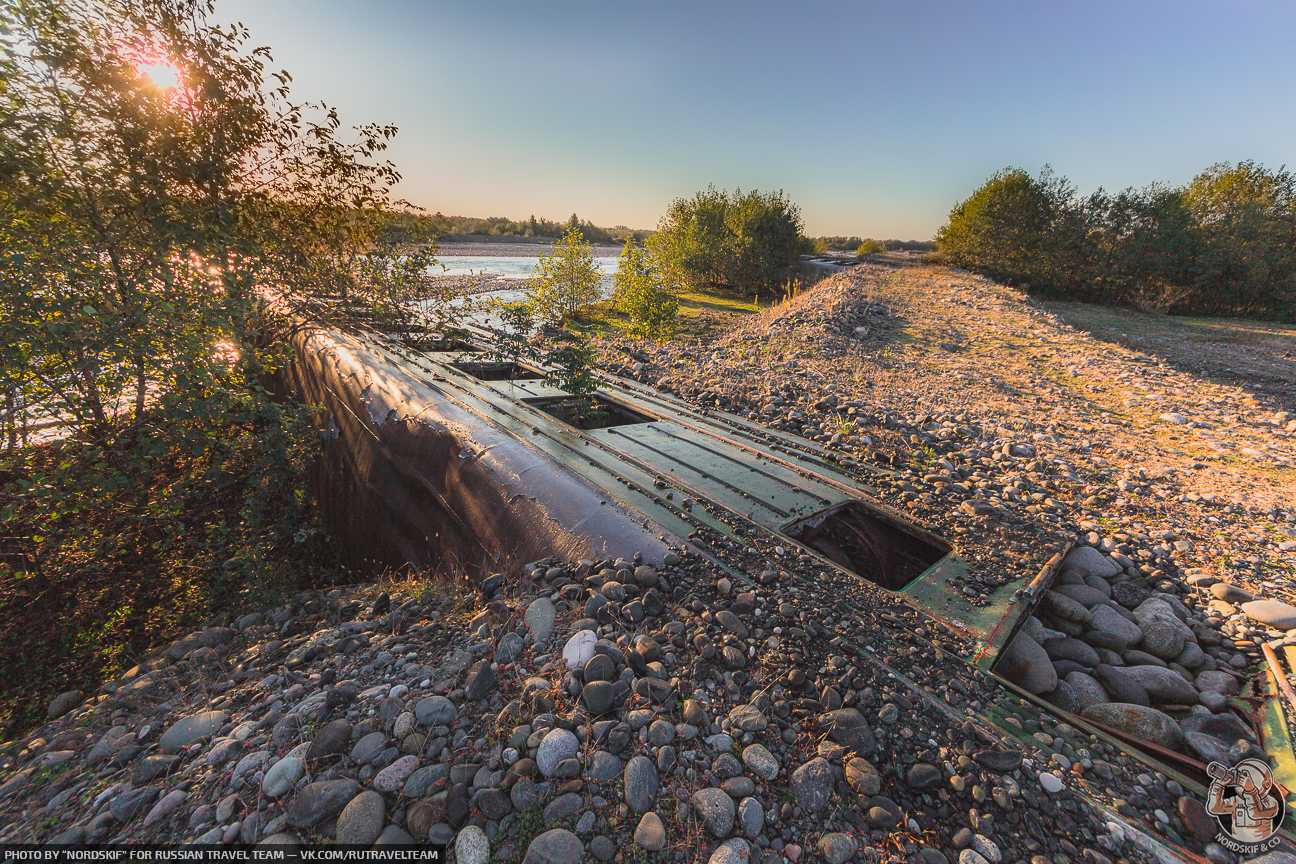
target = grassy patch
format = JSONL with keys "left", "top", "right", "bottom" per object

{"left": 572, "top": 287, "right": 770, "bottom": 341}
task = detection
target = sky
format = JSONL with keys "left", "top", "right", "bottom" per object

{"left": 214, "top": 0, "right": 1296, "bottom": 239}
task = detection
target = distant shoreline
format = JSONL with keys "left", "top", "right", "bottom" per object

{"left": 432, "top": 234, "right": 623, "bottom": 257}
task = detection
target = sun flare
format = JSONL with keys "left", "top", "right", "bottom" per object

{"left": 136, "top": 59, "right": 180, "bottom": 90}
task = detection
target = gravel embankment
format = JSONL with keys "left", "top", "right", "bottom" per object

{"left": 3, "top": 264, "right": 1293, "bottom": 864}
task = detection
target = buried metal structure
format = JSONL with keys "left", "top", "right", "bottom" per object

{"left": 286, "top": 322, "right": 1296, "bottom": 855}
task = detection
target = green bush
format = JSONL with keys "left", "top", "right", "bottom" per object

{"left": 543, "top": 329, "right": 604, "bottom": 426}
{"left": 856, "top": 239, "right": 885, "bottom": 255}
{"left": 614, "top": 238, "right": 678, "bottom": 340}
{"left": 525, "top": 228, "right": 604, "bottom": 323}
{"left": 652, "top": 186, "right": 804, "bottom": 297}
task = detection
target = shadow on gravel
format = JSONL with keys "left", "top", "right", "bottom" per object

{"left": 1047, "top": 301, "right": 1296, "bottom": 408}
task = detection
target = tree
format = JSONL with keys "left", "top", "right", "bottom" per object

{"left": 0, "top": 0, "right": 448, "bottom": 444}
{"left": 0, "top": 0, "right": 447, "bottom": 735}
{"left": 652, "top": 186, "right": 804, "bottom": 297}
{"left": 934, "top": 168, "right": 1059, "bottom": 287}
{"left": 614, "top": 238, "right": 678, "bottom": 340}
{"left": 525, "top": 227, "right": 604, "bottom": 323}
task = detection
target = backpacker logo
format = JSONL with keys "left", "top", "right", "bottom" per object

{"left": 1206, "top": 758, "right": 1285, "bottom": 853}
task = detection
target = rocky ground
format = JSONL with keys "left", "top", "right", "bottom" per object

{"left": 3, "top": 263, "right": 1295, "bottom": 863}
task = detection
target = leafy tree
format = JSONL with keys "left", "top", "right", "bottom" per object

{"left": 653, "top": 186, "right": 804, "bottom": 297}
{"left": 0, "top": 0, "right": 455, "bottom": 733}
{"left": 937, "top": 162, "right": 1296, "bottom": 320}
{"left": 613, "top": 238, "right": 678, "bottom": 340}
{"left": 934, "top": 168, "right": 1060, "bottom": 287}
{"left": 856, "top": 239, "right": 885, "bottom": 255}
{"left": 525, "top": 227, "right": 604, "bottom": 323}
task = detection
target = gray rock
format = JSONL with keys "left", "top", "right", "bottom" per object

{"left": 110, "top": 786, "right": 160, "bottom": 823}
{"left": 159, "top": 711, "right": 227, "bottom": 754}
{"left": 374, "top": 755, "right": 420, "bottom": 793}
{"left": 1081, "top": 704, "right": 1184, "bottom": 749}
{"left": 1065, "top": 671, "right": 1109, "bottom": 711}
{"left": 1089, "top": 605, "right": 1143, "bottom": 649}
{"left": 464, "top": 660, "right": 496, "bottom": 701}
{"left": 402, "top": 765, "right": 448, "bottom": 799}
{"left": 737, "top": 796, "right": 762, "bottom": 837}
{"left": 824, "top": 708, "right": 877, "bottom": 755}
{"left": 495, "top": 633, "right": 524, "bottom": 664}
{"left": 536, "top": 728, "right": 579, "bottom": 777}
{"left": 1122, "top": 665, "right": 1199, "bottom": 705}
{"left": 287, "top": 779, "right": 360, "bottom": 828}
{"left": 709, "top": 839, "right": 750, "bottom": 864}
{"left": 1211, "top": 583, "right": 1255, "bottom": 603}
{"left": 624, "top": 755, "right": 658, "bottom": 814}
{"left": 306, "top": 719, "right": 352, "bottom": 768}
{"left": 581, "top": 681, "right": 615, "bottom": 716}
{"left": 1196, "top": 670, "right": 1242, "bottom": 696}
{"left": 1043, "top": 637, "right": 1099, "bottom": 668}
{"left": 351, "top": 732, "right": 387, "bottom": 764}
{"left": 335, "top": 791, "right": 384, "bottom": 846}
{"left": 1175, "top": 641, "right": 1206, "bottom": 670}
{"left": 791, "top": 757, "right": 834, "bottom": 812}
{"left": 526, "top": 598, "right": 557, "bottom": 643}
{"left": 47, "top": 690, "right": 83, "bottom": 719}
{"left": 1183, "top": 732, "right": 1236, "bottom": 766}
{"left": 906, "top": 763, "right": 942, "bottom": 790}
{"left": 998, "top": 631, "right": 1057, "bottom": 694}
{"left": 588, "top": 836, "right": 615, "bottom": 862}
{"left": 524, "top": 828, "right": 583, "bottom": 864}
{"left": 1241, "top": 600, "right": 1296, "bottom": 630}
{"left": 1044, "top": 680, "right": 1081, "bottom": 714}
{"left": 414, "top": 696, "right": 456, "bottom": 726}
{"left": 1064, "top": 546, "right": 1122, "bottom": 579}
{"left": 1181, "top": 711, "right": 1257, "bottom": 745}
{"left": 819, "top": 833, "right": 858, "bottom": 864}
{"left": 1094, "top": 665, "right": 1150, "bottom": 706}
{"left": 728, "top": 704, "right": 766, "bottom": 732}
{"left": 1139, "top": 620, "right": 1186, "bottom": 661}
{"left": 844, "top": 761, "right": 886, "bottom": 792}
{"left": 1134, "top": 599, "right": 1195, "bottom": 645}
{"left": 583, "top": 654, "right": 615, "bottom": 683}
{"left": 583, "top": 750, "right": 621, "bottom": 782}
{"left": 511, "top": 779, "right": 539, "bottom": 811}
{"left": 262, "top": 757, "right": 305, "bottom": 798}
{"left": 542, "top": 793, "right": 582, "bottom": 825}
{"left": 1053, "top": 584, "right": 1110, "bottom": 609}
{"left": 691, "top": 788, "right": 735, "bottom": 837}
{"left": 634, "top": 812, "right": 666, "bottom": 850}
{"left": 741, "top": 744, "right": 778, "bottom": 780}
{"left": 455, "top": 826, "right": 490, "bottom": 864}
{"left": 1043, "top": 591, "right": 1093, "bottom": 625}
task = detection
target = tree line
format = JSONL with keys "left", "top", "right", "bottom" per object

{"left": 935, "top": 162, "right": 1296, "bottom": 320}
{"left": 382, "top": 211, "right": 651, "bottom": 246}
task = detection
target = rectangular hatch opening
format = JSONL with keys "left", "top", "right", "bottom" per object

{"left": 454, "top": 362, "right": 546, "bottom": 382}
{"left": 783, "top": 501, "right": 949, "bottom": 591}
{"left": 525, "top": 396, "right": 655, "bottom": 430}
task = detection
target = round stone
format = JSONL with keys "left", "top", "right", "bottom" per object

{"left": 335, "top": 791, "right": 384, "bottom": 847}
{"left": 536, "top": 728, "right": 579, "bottom": 778}
{"left": 1039, "top": 772, "right": 1064, "bottom": 794}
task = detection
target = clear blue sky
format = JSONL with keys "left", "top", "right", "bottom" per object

{"left": 215, "top": 0, "right": 1295, "bottom": 239}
